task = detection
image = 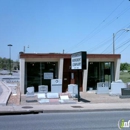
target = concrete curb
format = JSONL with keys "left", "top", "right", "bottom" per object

{"left": 0, "top": 108, "right": 130, "bottom": 115}
{"left": 0, "top": 81, "right": 12, "bottom": 106}
{"left": 1, "top": 102, "right": 130, "bottom": 114}
{"left": 42, "top": 108, "right": 130, "bottom": 113}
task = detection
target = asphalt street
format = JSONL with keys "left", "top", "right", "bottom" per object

{"left": 0, "top": 111, "right": 130, "bottom": 130}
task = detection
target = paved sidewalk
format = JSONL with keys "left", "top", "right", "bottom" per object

{"left": 0, "top": 102, "right": 130, "bottom": 114}
{"left": 20, "top": 92, "right": 130, "bottom": 105}
{"left": 0, "top": 91, "right": 129, "bottom": 114}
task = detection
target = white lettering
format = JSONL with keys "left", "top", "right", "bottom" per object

{"left": 124, "top": 122, "right": 129, "bottom": 127}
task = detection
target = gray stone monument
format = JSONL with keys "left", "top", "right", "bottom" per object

{"left": 68, "top": 84, "right": 78, "bottom": 97}
{"left": 96, "top": 82, "right": 109, "bottom": 94}
{"left": 38, "top": 85, "right": 48, "bottom": 93}
{"left": 26, "top": 86, "right": 35, "bottom": 96}
{"left": 47, "top": 92, "right": 59, "bottom": 99}
{"left": 51, "top": 79, "right": 62, "bottom": 93}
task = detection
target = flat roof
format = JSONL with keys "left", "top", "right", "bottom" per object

{"left": 19, "top": 52, "right": 121, "bottom": 59}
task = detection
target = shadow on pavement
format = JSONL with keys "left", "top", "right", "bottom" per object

{"left": 80, "top": 98, "right": 90, "bottom": 103}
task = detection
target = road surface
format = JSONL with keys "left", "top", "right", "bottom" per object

{"left": 0, "top": 111, "right": 130, "bottom": 130}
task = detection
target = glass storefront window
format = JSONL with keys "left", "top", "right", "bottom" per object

{"left": 25, "top": 62, "right": 58, "bottom": 93}
{"left": 87, "top": 62, "right": 114, "bottom": 90}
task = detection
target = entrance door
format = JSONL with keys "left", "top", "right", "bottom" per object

{"left": 63, "top": 71, "right": 83, "bottom": 92}
{"left": 63, "top": 72, "right": 71, "bottom": 92}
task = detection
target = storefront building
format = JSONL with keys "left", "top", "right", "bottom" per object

{"left": 19, "top": 53, "right": 121, "bottom": 94}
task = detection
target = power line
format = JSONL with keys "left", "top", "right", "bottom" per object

{"left": 116, "top": 38, "right": 130, "bottom": 50}
{"left": 89, "top": 37, "right": 112, "bottom": 53}
{"left": 93, "top": 5, "right": 130, "bottom": 35}
{"left": 101, "top": 0, "right": 125, "bottom": 22}
{"left": 101, "top": 42, "right": 112, "bottom": 54}
{"left": 119, "top": 41, "right": 130, "bottom": 53}
{"left": 66, "top": 0, "right": 126, "bottom": 53}
{"left": 100, "top": 23, "right": 130, "bottom": 54}
{"left": 79, "top": 5, "right": 130, "bottom": 52}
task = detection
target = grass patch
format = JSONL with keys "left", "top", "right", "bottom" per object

{"left": 120, "top": 72, "right": 130, "bottom": 83}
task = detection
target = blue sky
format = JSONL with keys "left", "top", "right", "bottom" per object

{"left": 0, "top": 0, "right": 130, "bottom": 62}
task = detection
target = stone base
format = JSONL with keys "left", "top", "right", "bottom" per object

{"left": 26, "top": 100, "right": 37, "bottom": 102}
{"left": 46, "top": 93, "right": 59, "bottom": 99}
{"left": 59, "top": 100, "right": 76, "bottom": 104}
{"left": 119, "top": 95, "right": 130, "bottom": 98}
{"left": 96, "top": 87, "right": 109, "bottom": 94}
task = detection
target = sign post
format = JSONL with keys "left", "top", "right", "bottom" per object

{"left": 77, "top": 70, "right": 80, "bottom": 102}
{"left": 71, "top": 51, "right": 87, "bottom": 102}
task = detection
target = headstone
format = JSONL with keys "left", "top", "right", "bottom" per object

{"left": 119, "top": 88, "right": 130, "bottom": 98}
{"left": 68, "top": 84, "right": 78, "bottom": 97}
{"left": 60, "top": 95, "right": 69, "bottom": 100}
{"left": 59, "top": 93, "right": 71, "bottom": 98}
{"left": 38, "top": 85, "right": 48, "bottom": 93}
{"left": 27, "top": 87, "right": 34, "bottom": 93}
{"left": 105, "top": 82, "right": 110, "bottom": 88}
{"left": 89, "top": 88, "right": 93, "bottom": 91}
{"left": 96, "top": 86, "right": 109, "bottom": 94}
{"left": 110, "top": 82, "right": 127, "bottom": 95}
{"left": 59, "top": 100, "right": 76, "bottom": 104}
{"left": 37, "top": 93, "right": 46, "bottom": 99}
{"left": 127, "top": 82, "right": 130, "bottom": 89}
{"left": 26, "top": 95, "right": 37, "bottom": 102}
{"left": 47, "top": 92, "right": 59, "bottom": 99}
{"left": 97, "top": 82, "right": 103, "bottom": 87}
{"left": 96, "top": 82, "right": 109, "bottom": 94}
{"left": 51, "top": 79, "right": 62, "bottom": 93}
{"left": 26, "top": 86, "right": 35, "bottom": 96}
{"left": 26, "top": 99, "right": 37, "bottom": 102}
{"left": 121, "top": 88, "right": 130, "bottom": 95}
{"left": 38, "top": 99, "right": 50, "bottom": 103}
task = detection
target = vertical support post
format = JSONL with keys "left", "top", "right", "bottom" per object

{"left": 78, "top": 70, "right": 80, "bottom": 102}
{"left": 10, "top": 46, "right": 11, "bottom": 74}
{"left": 20, "top": 58, "right": 25, "bottom": 94}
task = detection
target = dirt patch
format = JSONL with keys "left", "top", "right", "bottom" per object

{"left": 7, "top": 85, "right": 21, "bottom": 106}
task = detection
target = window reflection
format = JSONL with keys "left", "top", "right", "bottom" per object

{"left": 25, "top": 62, "right": 58, "bottom": 92}
{"left": 87, "top": 62, "right": 114, "bottom": 90}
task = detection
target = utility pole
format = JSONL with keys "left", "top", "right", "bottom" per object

{"left": 7, "top": 44, "right": 13, "bottom": 74}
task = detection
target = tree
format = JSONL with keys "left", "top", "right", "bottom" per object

{"left": 0, "top": 57, "right": 13, "bottom": 70}
{"left": 120, "top": 62, "right": 129, "bottom": 71}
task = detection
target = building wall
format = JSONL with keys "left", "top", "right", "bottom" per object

{"left": 82, "top": 58, "right": 89, "bottom": 92}
{"left": 114, "top": 58, "right": 121, "bottom": 81}
{"left": 19, "top": 53, "right": 121, "bottom": 94}
{"left": 58, "top": 58, "right": 64, "bottom": 79}
{"left": 19, "top": 58, "right": 25, "bottom": 94}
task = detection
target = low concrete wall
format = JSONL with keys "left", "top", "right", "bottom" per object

{"left": 0, "top": 81, "right": 12, "bottom": 106}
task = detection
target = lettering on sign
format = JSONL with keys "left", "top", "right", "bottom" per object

{"left": 44, "top": 73, "right": 53, "bottom": 79}
{"left": 71, "top": 52, "right": 86, "bottom": 70}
